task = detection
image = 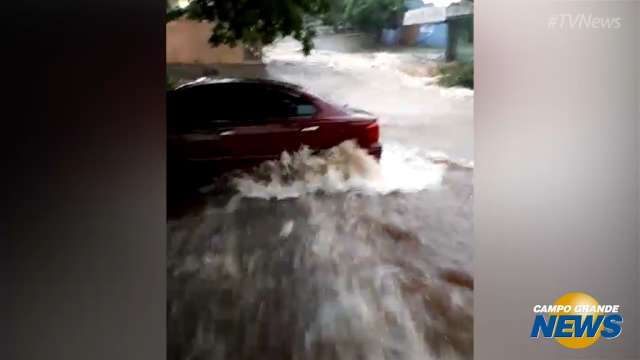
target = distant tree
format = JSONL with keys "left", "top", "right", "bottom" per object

{"left": 322, "top": 0, "right": 405, "bottom": 33}
{"left": 344, "top": 0, "right": 404, "bottom": 32}
{"left": 166, "top": 0, "right": 331, "bottom": 54}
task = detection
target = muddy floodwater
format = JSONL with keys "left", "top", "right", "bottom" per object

{"left": 168, "top": 38, "right": 474, "bottom": 360}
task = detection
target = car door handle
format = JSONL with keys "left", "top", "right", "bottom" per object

{"left": 300, "top": 126, "right": 319, "bottom": 132}
{"left": 219, "top": 130, "right": 235, "bottom": 136}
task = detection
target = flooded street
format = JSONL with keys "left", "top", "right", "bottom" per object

{"left": 264, "top": 37, "right": 473, "bottom": 161}
{"left": 168, "top": 38, "right": 474, "bottom": 360}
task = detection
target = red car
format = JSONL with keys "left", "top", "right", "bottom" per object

{"left": 168, "top": 78, "right": 382, "bottom": 175}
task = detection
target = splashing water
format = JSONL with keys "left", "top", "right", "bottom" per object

{"left": 168, "top": 191, "right": 472, "bottom": 360}
{"left": 231, "top": 140, "right": 463, "bottom": 199}
{"left": 168, "top": 141, "right": 473, "bottom": 360}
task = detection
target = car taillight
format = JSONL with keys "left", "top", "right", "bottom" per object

{"left": 365, "top": 122, "right": 379, "bottom": 145}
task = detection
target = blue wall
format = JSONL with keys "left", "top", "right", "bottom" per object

{"left": 416, "top": 22, "right": 448, "bottom": 48}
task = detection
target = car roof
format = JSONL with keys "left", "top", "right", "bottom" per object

{"left": 172, "top": 77, "right": 303, "bottom": 92}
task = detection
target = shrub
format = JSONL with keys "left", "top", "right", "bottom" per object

{"left": 436, "top": 62, "right": 474, "bottom": 89}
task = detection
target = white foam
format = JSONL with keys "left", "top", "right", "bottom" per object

{"left": 279, "top": 220, "right": 295, "bottom": 237}
{"left": 231, "top": 141, "right": 461, "bottom": 199}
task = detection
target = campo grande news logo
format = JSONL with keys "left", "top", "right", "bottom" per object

{"left": 530, "top": 292, "right": 623, "bottom": 349}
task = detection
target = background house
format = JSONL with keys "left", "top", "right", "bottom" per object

{"left": 401, "top": 0, "right": 473, "bottom": 62}
{"left": 166, "top": 19, "right": 262, "bottom": 65}
{"left": 166, "top": 1, "right": 265, "bottom": 80}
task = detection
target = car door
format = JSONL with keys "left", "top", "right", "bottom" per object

{"left": 216, "top": 84, "right": 308, "bottom": 161}
{"left": 240, "top": 88, "right": 350, "bottom": 154}
{"left": 296, "top": 98, "right": 354, "bottom": 152}
{"left": 167, "top": 85, "right": 237, "bottom": 164}
{"left": 168, "top": 83, "right": 318, "bottom": 169}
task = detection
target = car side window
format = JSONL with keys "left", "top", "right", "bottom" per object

{"left": 270, "top": 89, "right": 317, "bottom": 118}
{"left": 168, "top": 83, "right": 318, "bottom": 132}
{"left": 295, "top": 104, "right": 316, "bottom": 117}
{"left": 235, "top": 84, "right": 316, "bottom": 121}
{"left": 168, "top": 85, "right": 237, "bottom": 133}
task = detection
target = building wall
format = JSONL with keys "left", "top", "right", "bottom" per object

{"left": 447, "top": 16, "right": 473, "bottom": 62}
{"left": 166, "top": 19, "right": 261, "bottom": 64}
{"left": 416, "top": 23, "right": 449, "bottom": 48}
{"left": 400, "top": 24, "right": 420, "bottom": 45}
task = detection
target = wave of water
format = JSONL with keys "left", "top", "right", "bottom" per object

{"left": 230, "top": 140, "right": 470, "bottom": 199}
{"left": 169, "top": 141, "right": 473, "bottom": 360}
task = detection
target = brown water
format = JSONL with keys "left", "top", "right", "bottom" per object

{"left": 168, "top": 143, "right": 473, "bottom": 360}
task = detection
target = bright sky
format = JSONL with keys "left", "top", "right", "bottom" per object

{"left": 423, "top": 0, "right": 462, "bottom": 7}
{"left": 174, "top": 0, "right": 463, "bottom": 11}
